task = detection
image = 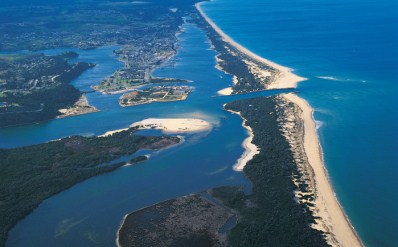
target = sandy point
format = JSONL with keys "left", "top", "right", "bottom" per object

{"left": 131, "top": 118, "right": 212, "bottom": 134}
{"left": 217, "top": 87, "right": 233, "bottom": 96}
{"left": 195, "top": 2, "right": 306, "bottom": 90}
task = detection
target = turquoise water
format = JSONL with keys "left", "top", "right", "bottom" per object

{"left": 201, "top": 1, "right": 398, "bottom": 246}
{"left": 4, "top": 22, "right": 286, "bottom": 247}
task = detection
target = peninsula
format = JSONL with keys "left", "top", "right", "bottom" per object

{"left": 0, "top": 128, "right": 180, "bottom": 247}
{"left": 0, "top": 52, "right": 96, "bottom": 127}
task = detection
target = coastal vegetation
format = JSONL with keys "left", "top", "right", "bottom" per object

{"left": 117, "top": 96, "right": 330, "bottom": 246}
{"left": 0, "top": 52, "right": 95, "bottom": 127}
{"left": 215, "top": 96, "right": 330, "bottom": 246}
{"left": 0, "top": 128, "right": 180, "bottom": 247}
{"left": 119, "top": 85, "right": 193, "bottom": 107}
{"left": 117, "top": 194, "right": 234, "bottom": 247}
{"left": 192, "top": 11, "right": 278, "bottom": 94}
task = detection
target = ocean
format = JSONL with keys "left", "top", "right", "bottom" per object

{"left": 2, "top": 0, "right": 397, "bottom": 246}
{"left": 200, "top": 0, "right": 398, "bottom": 246}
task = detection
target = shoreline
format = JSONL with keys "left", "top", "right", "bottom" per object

{"left": 195, "top": 2, "right": 361, "bottom": 245}
{"left": 99, "top": 128, "right": 130, "bottom": 137}
{"left": 195, "top": 2, "right": 306, "bottom": 91}
{"left": 282, "top": 93, "right": 363, "bottom": 247}
{"left": 224, "top": 105, "right": 259, "bottom": 171}
{"left": 57, "top": 94, "right": 99, "bottom": 118}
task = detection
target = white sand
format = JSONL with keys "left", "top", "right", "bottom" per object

{"left": 217, "top": 87, "right": 233, "bottom": 96}
{"left": 226, "top": 108, "right": 260, "bottom": 171}
{"left": 131, "top": 118, "right": 212, "bottom": 134}
{"left": 196, "top": 2, "right": 306, "bottom": 90}
{"left": 283, "top": 93, "right": 363, "bottom": 247}
{"left": 99, "top": 128, "right": 129, "bottom": 137}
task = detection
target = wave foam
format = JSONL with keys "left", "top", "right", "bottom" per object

{"left": 316, "top": 76, "right": 367, "bottom": 83}
{"left": 317, "top": 76, "right": 340, "bottom": 81}
{"left": 315, "top": 120, "right": 324, "bottom": 130}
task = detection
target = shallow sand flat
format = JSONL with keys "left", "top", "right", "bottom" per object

{"left": 131, "top": 118, "right": 212, "bottom": 134}
{"left": 282, "top": 93, "right": 363, "bottom": 247}
{"left": 196, "top": 2, "right": 306, "bottom": 90}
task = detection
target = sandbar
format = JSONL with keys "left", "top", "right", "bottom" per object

{"left": 217, "top": 87, "right": 233, "bottom": 96}
{"left": 131, "top": 118, "right": 212, "bottom": 134}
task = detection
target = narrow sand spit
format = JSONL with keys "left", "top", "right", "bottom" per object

{"left": 196, "top": 2, "right": 306, "bottom": 90}
{"left": 225, "top": 107, "right": 259, "bottom": 171}
{"left": 283, "top": 93, "right": 363, "bottom": 247}
{"left": 100, "top": 128, "right": 130, "bottom": 137}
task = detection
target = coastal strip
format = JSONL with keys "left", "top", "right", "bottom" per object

{"left": 195, "top": 2, "right": 306, "bottom": 92}
{"left": 282, "top": 93, "right": 363, "bottom": 247}
{"left": 195, "top": 4, "right": 362, "bottom": 246}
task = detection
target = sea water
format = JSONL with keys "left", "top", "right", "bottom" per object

{"left": 3, "top": 1, "right": 397, "bottom": 246}
{"left": 200, "top": 1, "right": 398, "bottom": 246}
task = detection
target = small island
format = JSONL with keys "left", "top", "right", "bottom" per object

{"left": 119, "top": 85, "right": 193, "bottom": 107}
{"left": 93, "top": 74, "right": 190, "bottom": 94}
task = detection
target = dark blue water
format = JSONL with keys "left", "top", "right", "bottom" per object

{"left": 201, "top": 1, "right": 398, "bottom": 246}
{"left": 4, "top": 1, "right": 397, "bottom": 246}
{"left": 4, "top": 22, "right": 282, "bottom": 247}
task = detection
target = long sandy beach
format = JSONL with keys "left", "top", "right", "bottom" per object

{"left": 196, "top": 2, "right": 306, "bottom": 91}
{"left": 196, "top": 2, "right": 362, "bottom": 246}
{"left": 283, "top": 93, "right": 363, "bottom": 247}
